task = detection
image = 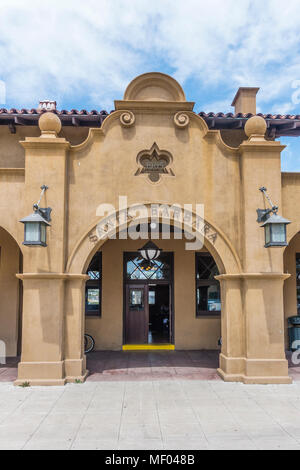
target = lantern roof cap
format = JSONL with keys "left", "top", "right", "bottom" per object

{"left": 20, "top": 210, "right": 51, "bottom": 226}
{"left": 138, "top": 241, "right": 162, "bottom": 252}
{"left": 261, "top": 213, "right": 291, "bottom": 227}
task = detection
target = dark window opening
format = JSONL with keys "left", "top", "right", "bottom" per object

{"left": 196, "top": 253, "right": 221, "bottom": 317}
{"left": 85, "top": 252, "right": 102, "bottom": 317}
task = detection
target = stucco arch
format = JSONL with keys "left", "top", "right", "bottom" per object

{"left": 123, "top": 72, "right": 187, "bottom": 102}
{"left": 287, "top": 226, "right": 300, "bottom": 246}
{"left": 66, "top": 204, "right": 242, "bottom": 276}
{"left": 0, "top": 224, "right": 23, "bottom": 254}
{"left": 0, "top": 226, "right": 23, "bottom": 357}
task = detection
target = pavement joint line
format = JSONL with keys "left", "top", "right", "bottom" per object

{"left": 70, "top": 383, "right": 101, "bottom": 450}
{"left": 152, "top": 379, "right": 165, "bottom": 449}
{"left": 177, "top": 378, "right": 210, "bottom": 448}
{"left": 117, "top": 381, "right": 128, "bottom": 447}
{"left": 0, "top": 385, "right": 34, "bottom": 427}
{"left": 280, "top": 399, "right": 300, "bottom": 447}
{"left": 20, "top": 386, "right": 67, "bottom": 450}
{"left": 211, "top": 383, "right": 259, "bottom": 449}
{"left": 243, "top": 386, "right": 300, "bottom": 448}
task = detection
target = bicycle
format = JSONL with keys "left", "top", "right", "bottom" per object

{"left": 84, "top": 334, "right": 95, "bottom": 354}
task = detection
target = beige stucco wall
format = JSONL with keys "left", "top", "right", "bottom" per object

{"left": 86, "top": 238, "right": 221, "bottom": 351}
{"left": 0, "top": 73, "right": 297, "bottom": 384}
{"left": 67, "top": 114, "right": 243, "bottom": 271}
{"left": 0, "top": 126, "right": 89, "bottom": 168}
{"left": 0, "top": 227, "right": 21, "bottom": 356}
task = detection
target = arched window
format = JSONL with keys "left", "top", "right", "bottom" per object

{"left": 125, "top": 252, "right": 172, "bottom": 281}
{"left": 196, "top": 253, "right": 221, "bottom": 317}
{"left": 85, "top": 252, "right": 102, "bottom": 317}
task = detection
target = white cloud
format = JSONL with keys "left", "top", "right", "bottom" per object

{"left": 0, "top": 0, "right": 300, "bottom": 112}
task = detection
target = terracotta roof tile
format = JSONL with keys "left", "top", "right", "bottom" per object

{"left": 0, "top": 108, "right": 299, "bottom": 120}
{"left": 0, "top": 108, "right": 110, "bottom": 116}
{"left": 0, "top": 108, "right": 300, "bottom": 136}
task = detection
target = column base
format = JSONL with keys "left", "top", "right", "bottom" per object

{"left": 14, "top": 360, "right": 89, "bottom": 387}
{"left": 65, "top": 370, "right": 89, "bottom": 384}
{"left": 64, "top": 357, "right": 87, "bottom": 377}
{"left": 218, "top": 353, "right": 293, "bottom": 385}
{"left": 217, "top": 368, "right": 293, "bottom": 385}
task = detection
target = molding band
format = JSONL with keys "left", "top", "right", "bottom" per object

{"left": 16, "top": 273, "right": 90, "bottom": 281}
{"left": 216, "top": 273, "right": 291, "bottom": 281}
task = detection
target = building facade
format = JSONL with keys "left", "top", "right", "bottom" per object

{"left": 0, "top": 72, "right": 300, "bottom": 385}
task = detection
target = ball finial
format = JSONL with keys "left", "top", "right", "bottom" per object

{"left": 39, "top": 112, "right": 61, "bottom": 137}
{"left": 245, "top": 116, "right": 267, "bottom": 139}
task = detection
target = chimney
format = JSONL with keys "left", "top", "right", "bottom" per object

{"left": 38, "top": 100, "right": 57, "bottom": 112}
{"left": 231, "top": 87, "right": 260, "bottom": 115}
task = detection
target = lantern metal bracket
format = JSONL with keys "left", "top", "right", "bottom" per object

{"left": 33, "top": 185, "right": 52, "bottom": 222}
{"left": 256, "top": 208, "right": 272, "bottom": 223}
{"left": 257, "top": 187, "right": 279, "bottom": 223}
{"left": 37, "top": 207, "right": 52, "bottom": 223}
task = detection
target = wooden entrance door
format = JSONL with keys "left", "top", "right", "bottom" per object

{"left": 125, "top": 285, "right": 148, "bottom": 344}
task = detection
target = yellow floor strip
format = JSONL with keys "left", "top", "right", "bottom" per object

{"left": 123, "top": 344, "right": 175, "bottom": 351}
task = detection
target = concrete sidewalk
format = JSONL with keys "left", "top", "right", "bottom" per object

{"left": 1, "top": 380, "right": 300, "bottom": 450}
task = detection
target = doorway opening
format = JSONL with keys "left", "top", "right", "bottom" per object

{"left": 148, "top": 284, "right": 170, "bottom": 344}
{"left": 124, "top": 252, "right": 174, "bottom": 346}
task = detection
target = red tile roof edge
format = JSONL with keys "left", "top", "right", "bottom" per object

{"left": 0, "top": 109, "right": 300, "bottom": 120}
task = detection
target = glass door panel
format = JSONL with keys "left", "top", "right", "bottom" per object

{"left": 126, "top": 285, "right": 148, "bottom": 344}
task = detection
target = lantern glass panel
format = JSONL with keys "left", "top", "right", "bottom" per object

{"left": 265, "top": 224, "right": 271, "bottom": 246}
{"left": 25, "top": 222, "right": 40, "bottom": 243}
{"left": 40, "top": 223, "right": 47, "bottom": 244}
{"left": 271, "top": 224, "right": 286, "bottom": 244}
{"left": 148, "top": 250, "right": 158, "bottom": 260}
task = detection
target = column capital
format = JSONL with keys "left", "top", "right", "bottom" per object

{"left": 16, "top": 273, "right": 89, "bottom": 281}
{"left": 20, "top": 138, "right": 70, "bottom": 151}
{"left": 239, "top": 141, "right": 286, "bottom": 153}
{"left": 216, "top": 273, "right": 290, "bottom": 281}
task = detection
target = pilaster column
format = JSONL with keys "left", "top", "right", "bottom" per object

{"left": 217, "top": 274, "right": 291, "bottom": 384}
{"left": 218, "top": 116, "right": 292, "bottom": 384}
{"left": 217, "top": 276, "right": 245, "bottom": 379}
{"left": 64, "top": 276, "right": 89, "bottom": 382}
{"left": 15, "top": 113, "right": 71, "bottom": 386}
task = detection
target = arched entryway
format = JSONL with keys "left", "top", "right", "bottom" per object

{"left": 0, "top": 227, "right": 23, "bottom": 367}
{"left": 284, "top": 232, "right": 300, "bottom": 341}
{"left": 83, "top": 236, "right": 223, "bottom": 352}
{"left": 64, "top": 206, "right": 242, "bottom": 382}
{"left": 284, "top": 231, "right": 300, "bottom": 381}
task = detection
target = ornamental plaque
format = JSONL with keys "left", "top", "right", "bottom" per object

{"left": 135, "top": 142, "right": 175, "bottom": 183}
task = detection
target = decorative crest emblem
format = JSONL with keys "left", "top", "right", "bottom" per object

{"left": 135, "top": 143, "right": 175, "bottom": 183}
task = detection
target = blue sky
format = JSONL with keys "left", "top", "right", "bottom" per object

{"left": 0, "top": 0, "right": 300, "bottom": 171}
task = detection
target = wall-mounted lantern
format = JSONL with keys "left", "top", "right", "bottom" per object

{"left": 138, "top": 241, "right": 162, "bottom": 261}
{"left": 257, "top": 187, "right": 291, "bottom": 248}
{"left": 20, "top": 185, "right": 52, "bottom": 247}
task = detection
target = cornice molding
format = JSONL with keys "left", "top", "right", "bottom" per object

{"left": 114, "top": 100, "right": 195, "bottom": 112}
